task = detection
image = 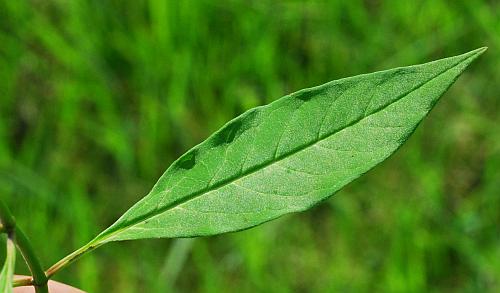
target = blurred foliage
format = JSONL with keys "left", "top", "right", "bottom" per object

{"left": 0, "top": 0, "right": 498, "bottom": 292}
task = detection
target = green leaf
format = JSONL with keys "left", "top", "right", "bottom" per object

{"left": 0, "top": 238, "right": 15, "bottom": 293}
{"left": 94, "top": 48, "right": 486, "bottom": 244}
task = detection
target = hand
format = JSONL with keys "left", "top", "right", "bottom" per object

{"left": 13, "top": 276, "right": 85, "bottom": 293}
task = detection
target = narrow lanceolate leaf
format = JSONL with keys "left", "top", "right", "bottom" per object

{"left": 94, "top": 48, "right": 486, "bottom": 243}
{"left": 0, "top": 238, "right": 15, "bottom": 293}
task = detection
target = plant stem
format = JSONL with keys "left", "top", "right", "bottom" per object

{"left": 15, "top": 228, "right": 49, "bottom": 292}
{"left": 0, "top": 199, "right": 49, "bottom": 293}
{"left": 46, "top": 241, "right": 98, "bottom": 278}
{"left": 13, "top": 276, "right": 33, "bottom": 287}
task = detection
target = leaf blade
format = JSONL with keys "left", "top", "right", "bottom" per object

{"left": 0, "top": 238, "right": 15, "bottom": 293}
{"left": 95, "top": 48, "right": 486, "bottom": 243}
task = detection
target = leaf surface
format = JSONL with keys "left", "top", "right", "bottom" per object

{"left": 0, "top": 238, "right": 15, "bottom": 293}
{"left": 93, "top": 48, "right": 485, "bottom": 244}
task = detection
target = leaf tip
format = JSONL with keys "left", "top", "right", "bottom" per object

{"left": 473, "top": 46, "right": 488, "bottom": 55}
{"left": 455, "top": 47, "right": 487, "bottom": 67}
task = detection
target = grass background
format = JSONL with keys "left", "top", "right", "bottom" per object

{"left": 0, "top": 0, "right": 499, "bottom": 292}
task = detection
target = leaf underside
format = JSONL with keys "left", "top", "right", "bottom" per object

{"left": 0, "top": 238, "right": 15, "bottom": 293}
{"left": 93, "top": 48, "right": 485, "bottom": 244}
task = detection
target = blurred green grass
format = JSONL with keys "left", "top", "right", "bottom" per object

{"left": 0, "top": 0, "right": 499, "bottom": 292}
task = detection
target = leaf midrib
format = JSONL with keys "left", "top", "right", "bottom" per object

{"left": 97, "top": 54, "right": 470, "bottom": 242}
